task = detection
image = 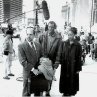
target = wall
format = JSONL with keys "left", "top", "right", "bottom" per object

{"left": 74, "top": 0, "right": 90, "bottom": 32}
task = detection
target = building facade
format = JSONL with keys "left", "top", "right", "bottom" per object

{"left": 10, "top": 0, "right": 23, "bottom": 23}
{"left": 90, "top": 0, "right": 97, "bottom": 32}
{"left": 61, "top": 2, "right": 70, "bottom": 26}
{"left": 0, "top": 0, "right": 23, "bottom": 24}
{"left": 62, "top": 0, "right": 97, "bottom": 32}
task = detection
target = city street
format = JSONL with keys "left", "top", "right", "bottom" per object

{"left": 0, "top": 37, "right": 97, "bottom": 97}
{"left": 0, "top": 0, "right": 97, "bottom": 97}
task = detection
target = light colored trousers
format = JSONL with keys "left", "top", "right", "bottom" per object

{"left": 3, "top": 53, "right": 12, "bottom": 77}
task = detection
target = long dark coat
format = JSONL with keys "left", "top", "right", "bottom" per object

{"left": 57, "top": 39, "right": 82, "bottom": 96}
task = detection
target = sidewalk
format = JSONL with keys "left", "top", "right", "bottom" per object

{"left": 0, "top": 54, "right": 97, "bottom": 97}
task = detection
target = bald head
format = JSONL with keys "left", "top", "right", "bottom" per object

{"left": 26, "top": 27, "right": 34, "bottom": 34}
{"left": 26, "top": 27, "right": 35, "bottom": 42}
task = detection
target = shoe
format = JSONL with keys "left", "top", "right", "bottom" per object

{"left": 22, "top": 93, "right": 31, "bottom": 97}
{"left": 8, "top": 73, "right": 14, "bottom": 76}
{"left": 46, "top": 92, "right": 50, "bottom": 96}
{"left": 27, "top": 93, "right": 31, "bottom": 96}
{"left": 3, "top": 76, "right": 10, "bottom": 80}
{"left": 34, "top": 92, "right": 42, "bottom": 96}
{"left": 63, "top": 93, "right": 69, "bottom": 96}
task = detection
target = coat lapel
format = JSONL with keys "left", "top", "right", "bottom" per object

{"left": 48, "top": 38, "right": 57, "bottom": 53}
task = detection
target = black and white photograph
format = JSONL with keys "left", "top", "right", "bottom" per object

{"left": 0, "top": 0, "right": 97, "bottom": 97}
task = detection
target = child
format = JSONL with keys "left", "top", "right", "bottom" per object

{"left": 33, "top": 57, "right": 57, "bottom": 81}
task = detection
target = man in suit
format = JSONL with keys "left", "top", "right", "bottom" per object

{"left": 18, "top": 27, "right": 42, "bottom": 97}
{"left": 3, "top": 31, "right": 14, "bottom": 80}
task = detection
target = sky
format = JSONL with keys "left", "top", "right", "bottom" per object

{"left": 43, "top": 0, "right": 71, "bottom": 31}
{"left": 23, "top": 0, "right": 71, "bottom": 31}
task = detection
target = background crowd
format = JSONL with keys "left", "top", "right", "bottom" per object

{"left": 1, "top": 21, "right": 97, "bottom": 97}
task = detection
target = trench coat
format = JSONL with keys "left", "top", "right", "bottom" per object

{"left": 57, "top": 39, "right": 82, "bottom": 96}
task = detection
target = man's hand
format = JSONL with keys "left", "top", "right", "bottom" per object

{"left": 54, "top": 61, "right": 60, "bottom": 69}
{"left": 32, "top": 69, "right": 40, "bottom": 75}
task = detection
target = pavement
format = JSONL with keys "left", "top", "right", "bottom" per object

{"left": 0, "top": 36, "right": 97, "bottom": 97}
{"left": 0, "top": 53, "right": 97, "bottom": 97}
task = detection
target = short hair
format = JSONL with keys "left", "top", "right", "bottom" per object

{"left": 48, "top": 21, "right": 57, "bottom": 29}
{"left": 26, "top": 26, "right": 35, "bottom": 35}
{"left": 8, "top": 23, "right": 12, "bottom": 28}
{"left": 69, "top": 27, "right": 77, "bottom": 35}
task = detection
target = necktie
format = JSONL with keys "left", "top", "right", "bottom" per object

{"left": 31, "top": 42, "right": 37, "bottom": 54}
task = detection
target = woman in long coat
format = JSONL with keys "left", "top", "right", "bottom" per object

{"left": 57, "top": 27, "right": 82, "bottom": 97}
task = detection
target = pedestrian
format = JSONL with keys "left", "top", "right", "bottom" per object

{"left": 2, "top": 30, "right": 14, "bottom": 80}
{"left": 39, "top": 21, "right": 62, "bottom": 96}
{"left": 86, "top": 32, "right": 94, "bottom": 56}
{"left": 56, "top": 27, "right": 82, "bottom": 97}
{"left": 33, "top": 25, "right": 42, "bottom": 42}
{"left": 93, "top": 37, "right": 97, "bottom": 60}
{"left": 18, "top": 27, "right": 42, "bottom": 97}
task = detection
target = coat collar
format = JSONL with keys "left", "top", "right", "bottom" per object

{"left": 65, "top": 39, "right": 78, "bottom": 46}
{"left": 47, "top": 31, "right": 61, "bottom": 39}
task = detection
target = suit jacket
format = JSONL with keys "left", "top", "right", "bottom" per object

{"left": 18, "top": 40, "right": 42, "bottom": 79}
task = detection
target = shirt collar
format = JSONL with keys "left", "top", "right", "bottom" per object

{"left": 26, "top": 39, "right": 33, "bottom": 46}
{"left": 66, "top": 39, "right": 78, "bottom": 45}
{"left": 48, "top": 31, "right": 56, "bottom": 37}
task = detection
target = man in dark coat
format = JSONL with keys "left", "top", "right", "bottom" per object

{"left": 18, "top": 27, "right": 42, "bottom": 97}
{"left": 56, "top": 27, "right": 82, "bottom": 96}
{"left": 39, "top": 21, "right": 62, "bottom": 96}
